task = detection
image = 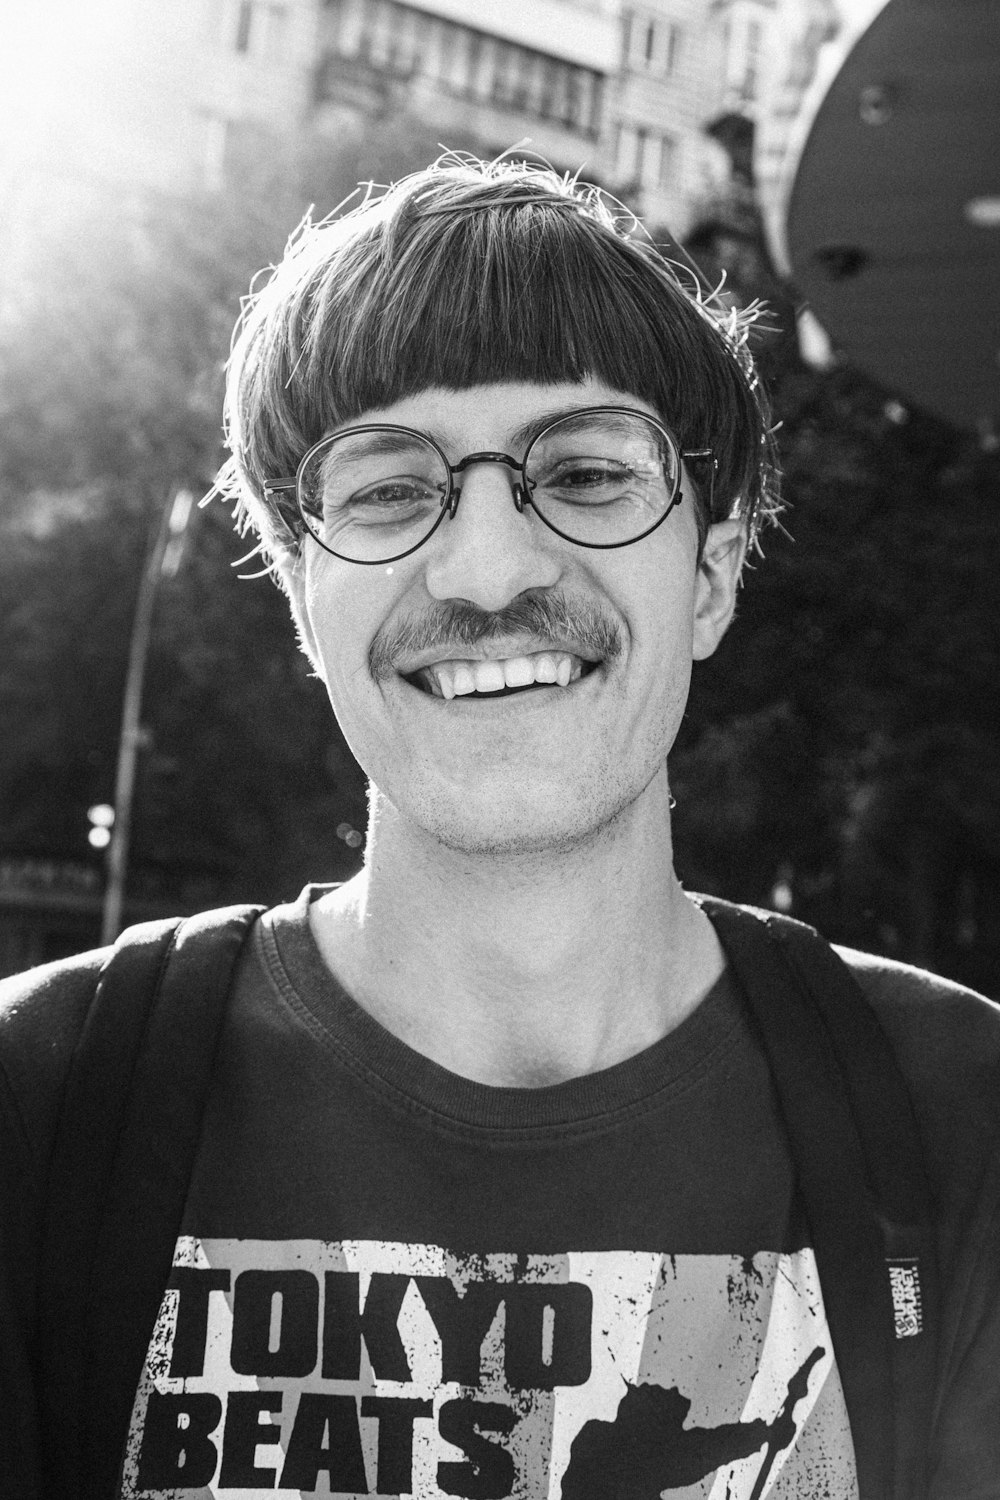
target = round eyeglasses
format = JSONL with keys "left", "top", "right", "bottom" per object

{"left": 264, "top": 406, "right": 715, "bottom": 566}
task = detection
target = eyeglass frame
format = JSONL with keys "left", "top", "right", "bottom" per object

{"left": 263, "top": 405, "right": 717, "bottom": 566}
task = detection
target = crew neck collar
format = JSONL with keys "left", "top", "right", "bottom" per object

{"left": 257, "top": 884, "right": 745, "bottom": 1135}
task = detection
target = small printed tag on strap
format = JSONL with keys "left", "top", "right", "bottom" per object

{"left": 887, "top": 1258, "right": 923, "bottom": 1337}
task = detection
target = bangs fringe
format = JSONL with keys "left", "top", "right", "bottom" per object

{"left": 220, "top": 157, "right": 781, "bottom": 562}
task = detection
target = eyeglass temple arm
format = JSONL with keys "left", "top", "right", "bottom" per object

{"left": 680, "top": 449, "right": 718, "bottom": 513}
{"left": 263, "top": 478, "right": 298, "bottom": 496}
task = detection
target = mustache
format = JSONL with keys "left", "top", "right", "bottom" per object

{"left": 369, "top": 592, "right": 624, "bottom": 680}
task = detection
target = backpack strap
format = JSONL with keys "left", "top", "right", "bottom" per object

{"left": 697, "top": 896, "right": 939, "bottom": 1500}
{"left": 37, "top": 903, "right": 264, "bottom": 1499}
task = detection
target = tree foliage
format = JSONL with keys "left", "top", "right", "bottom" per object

{"left": 0, "top": 121, "right": 451, "bottom": 916}
{"left": 670, "top": 209, "right": 1000, "bottom": 993}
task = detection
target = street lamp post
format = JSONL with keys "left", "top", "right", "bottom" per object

{"left": 100, "top": 488, "right": 193, "bottom": 946}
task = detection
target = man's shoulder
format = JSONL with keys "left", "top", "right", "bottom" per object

{"left": 832, "top": 944, "right": 1000, "bottom": 1207}
{"left": 0, "top": 900, "right": 265, "bottom": 1062}
{"left": 0, "top": 945, "right": 109, "bottom": 1040}
{"left": 0, "top": 903, "right": 265, "bottom": 1159}
{"left": 833, "top": 942, "right": 1000, "bottom": 1069}
{"left": 0, "top": 947, "right": 110, "bottom": 1162}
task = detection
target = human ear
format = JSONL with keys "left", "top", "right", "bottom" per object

{"left": 692, "top": 518, "right": 749, "bottom": 660}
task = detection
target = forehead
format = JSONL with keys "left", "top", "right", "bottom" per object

{"left": 330, "top": 379, "right": 665, "bottom": 447}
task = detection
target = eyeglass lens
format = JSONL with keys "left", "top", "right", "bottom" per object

{"left": 297, "top": 411, "right": 682, "bottom": 563}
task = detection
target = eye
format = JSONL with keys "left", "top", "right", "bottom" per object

{"left": 544, "top": 457, "right": 631, "bottom": 483}
{"left": 536, "top": 457, "right": 644, "bottom": 504}
{"left": 336, "top": 476, "right": 445, "bottom": 520}
{"left": 554, "top": 460, "right": 630, "bottom": 485}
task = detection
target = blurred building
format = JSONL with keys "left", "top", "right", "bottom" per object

{"left": 2, "top": 0, "right": 780, "bottom": 246}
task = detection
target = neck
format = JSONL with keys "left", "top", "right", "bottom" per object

{"left": 309, "top": 770, "right": 724, "bottom": 1086}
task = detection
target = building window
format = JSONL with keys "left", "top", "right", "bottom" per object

{"left": 235, "top": 0, "right": 254, "bottom": 53}
{"left": 335, "top": 0, "right": 363, "bottom": 57}
{"left": 490, "top": 41, "right": 520, "bottom": 108}
{"left": 743, "top": 16, "right": 762, "bottom": 100}
{"left": 665, "top": 22, "right": 680, "bottom": 74}
{"left": 367, "top": 1, "right": 393, "bottom": 67}
{"left": 564, "top": 68, "right": 583, "bottom": 130}
{"left": 650, "top": 131, "right": 676, "bottom": 188}
{"left": 616, "top": 123, "right": 676, "bottom": 190}
{"left": 323, "top": 0, "right": 602, "bottom": 137}
{"left": 513, "top": 50, "right": 541, "bottom": 112}
{"left": 722, "top": 6, "right": 768, "bottom": 104}
{"left": 528, "top": 54, "right": 601, "bottom": 134}
{"left": 467, "top": 33, "right": 489, "bottom": 97}
{"left": 626, "top": 11, "right": 681, "bottom": 76}
{"left": 233, "top": 1, "right": 288, "bottom": 60}
{"left": 439, "top": 24, "right": 468, "bottom": 91}
{"left": 387, "top": 5, "right": 422, "bottom": 73}
{"left": 431, "top": 20, "right": 458, "bottom": 85}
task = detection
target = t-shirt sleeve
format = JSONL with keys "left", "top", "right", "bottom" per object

{"left": 0, "top": 953, "right": 105, "bottom": 1498}
{"left": 839, "top": 948, "right": 1000, "bottom": 1496}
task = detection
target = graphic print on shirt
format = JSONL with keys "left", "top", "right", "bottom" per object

{"left": 121, "top": 1239, "right": 857, "bottom": 1500}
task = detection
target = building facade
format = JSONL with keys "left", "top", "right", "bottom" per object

{"left": 3, "top": 0, "right": 780, "bottom": 250}
{"left": 305, "top": 0, "right": 776, "bottom": 231}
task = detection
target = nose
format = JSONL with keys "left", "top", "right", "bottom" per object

{"left": 422, "top": 460, "right": 563, "bottom": 611}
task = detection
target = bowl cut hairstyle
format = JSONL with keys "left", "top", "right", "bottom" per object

{"left": 218, "top": 156, "right": 780, "bottom": 571}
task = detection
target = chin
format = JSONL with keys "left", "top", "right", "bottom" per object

{"left": 375, "top": 768, "right": 643, "bottom": 861}
{"left": 426, "top": 812, "right": 597, "bottom": 860}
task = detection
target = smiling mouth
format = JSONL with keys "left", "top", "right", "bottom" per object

{"left": 404, "top": 650, "right": 601, "bottom": 700}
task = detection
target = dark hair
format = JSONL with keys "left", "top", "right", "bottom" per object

{"left": 217, "top": 154, "right": 780, "bottom": 569}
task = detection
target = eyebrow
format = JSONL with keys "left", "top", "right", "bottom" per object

{"left": 330, "top": 429, "right": 435, "bottom": 460}
{"left": 329, "top": 403, "right": 662, "bottom": 457}
{"left": 425, "top": 404, "right": 626, "bottom": 458}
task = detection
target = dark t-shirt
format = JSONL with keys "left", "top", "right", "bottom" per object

{"left": 2, "top": 888, "right": 1000, "bottom": 1498}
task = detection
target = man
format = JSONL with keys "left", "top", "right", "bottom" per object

{"left": 2, "top": 158, "right": 998, "bottom": 1499}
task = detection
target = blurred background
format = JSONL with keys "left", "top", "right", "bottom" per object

{"left": 1, "top": 0, "right": 997, "bottom": 991}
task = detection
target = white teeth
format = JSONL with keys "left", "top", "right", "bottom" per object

{"left": 453, "top": 663, "right": 475, "bottom": 697}
{"left": 419, "top": 650, "right": 592, "bottom": 698}
{"left": 472, "top": 660, "right": 506, "bottom": 693}
{"left": 503, "top": 656, "right": 535, "bottom": 688}
{"left": 426, "top": 664, "right": 452, "bottom": 699}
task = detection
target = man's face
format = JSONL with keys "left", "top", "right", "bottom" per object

{"left": 285, "top": 380, "right": 743, "bottom": 856}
